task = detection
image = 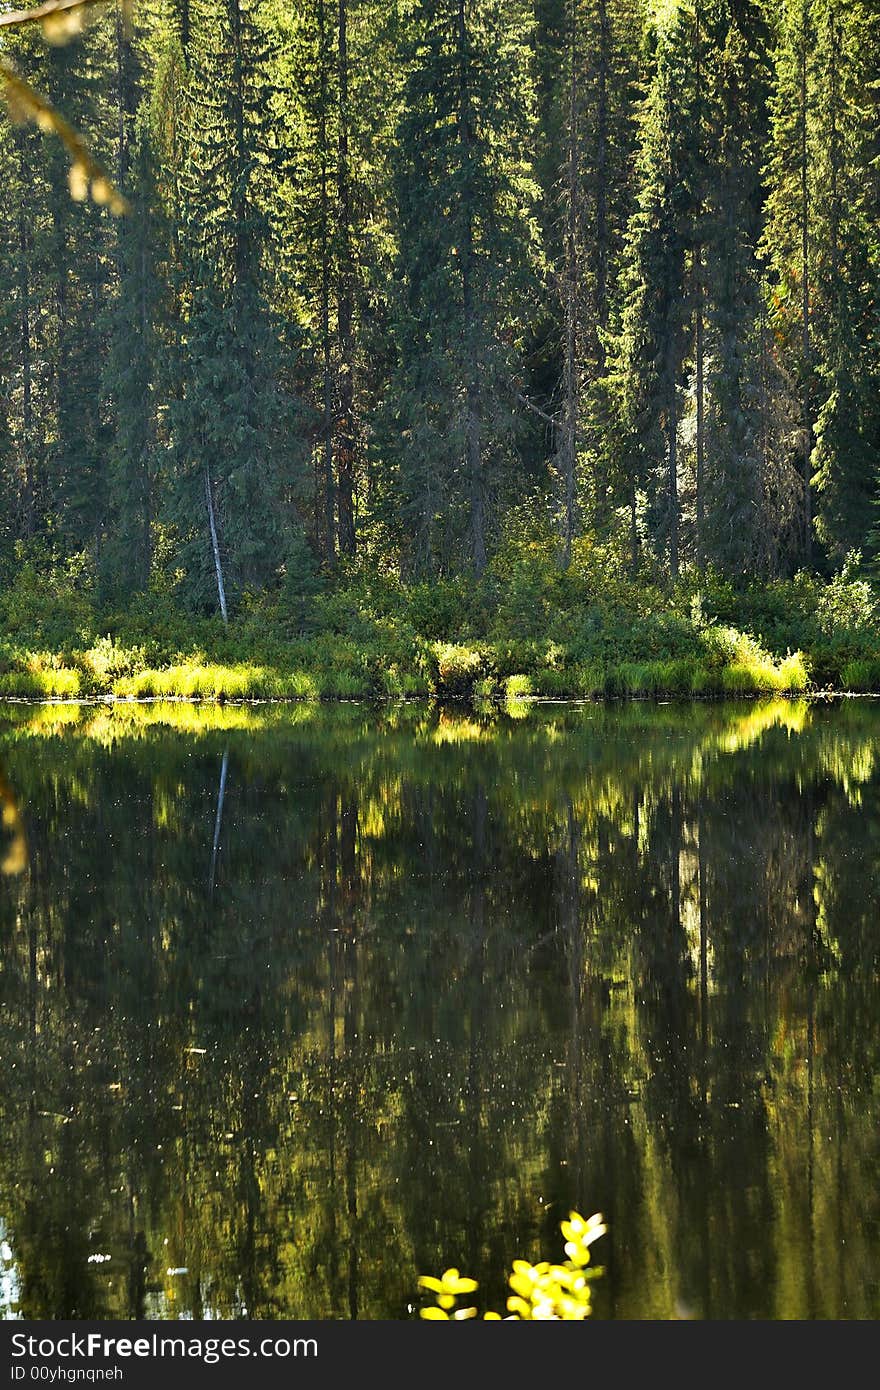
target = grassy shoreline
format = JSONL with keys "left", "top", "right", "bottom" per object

{"left": 0, "top": 643, "right": 837, "bottom": 702}
{"left": 4, "top": 548, "right": 880, "bottom": 703}
{"left": 2, "top": 617, "right": 878, "bottom": 703}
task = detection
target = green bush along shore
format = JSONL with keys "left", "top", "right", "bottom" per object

{"left": 1, "top": 542, "right": 878, "bottom": 703}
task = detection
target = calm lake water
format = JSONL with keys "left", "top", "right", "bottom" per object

{"left": 0, "top": 698, "right": 878, "bottom": 1320}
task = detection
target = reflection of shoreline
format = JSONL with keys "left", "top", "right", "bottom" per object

{"left": 0, "top": 703, "right": 877, "bottom": 1319}
{"left": 0, "top": 762, "right": 26, "bottom": 874}
{"left": 0, "top": 691, "right": 813, "bottom": 744}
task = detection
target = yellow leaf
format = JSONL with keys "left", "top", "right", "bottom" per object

{"left": 564, "top": 1242, "right": 590, "bottom": 1267}
{"left": 508, "top": 1273, "right": 535, "bottom": 1299}
{"left": 42, "top": 9, "right": 86, "bottom": 43}
{"left": 68, "top": 162, "right": 88, "bottom": 201}
{"left": 91, "top": 176, "right": 113, "bottom": 205}
{"left": 450, "top": 1276, "right": 478, "bottom": 1294}
{"left": 417, "top": 1276, "right": 444, "bottom": 1295}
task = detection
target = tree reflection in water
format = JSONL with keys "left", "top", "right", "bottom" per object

{"left": 0, "top": 698, "right": 878, "bottom": 1319}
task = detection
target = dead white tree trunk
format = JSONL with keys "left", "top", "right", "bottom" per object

{"left": 205, "top": 466, "right": 228, "bottom": 625}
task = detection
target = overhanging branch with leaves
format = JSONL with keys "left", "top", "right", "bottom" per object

{"left": 0, "top": 0, "right": 131, "bottom": 212}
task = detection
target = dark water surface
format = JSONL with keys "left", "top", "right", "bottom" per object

{"left": 0, "top": 698, "right": 878, "bottom": 1320}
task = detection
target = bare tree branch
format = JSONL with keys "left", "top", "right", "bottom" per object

{"left": 517, "top": 393, "right": 560, "bottom": 428}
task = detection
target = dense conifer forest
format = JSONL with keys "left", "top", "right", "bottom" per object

{"left": 1, "top": 0, "right": 879, "bottom": 700}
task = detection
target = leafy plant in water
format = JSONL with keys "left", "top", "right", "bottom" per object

{"left": 418, "top": 1211, "right": 606, "bottom": 1321}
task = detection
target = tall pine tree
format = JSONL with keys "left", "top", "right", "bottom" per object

{"left": 385, "top": 0, "right": 539, "bottom": 578}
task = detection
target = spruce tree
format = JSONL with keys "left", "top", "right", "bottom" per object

{"left": 0, "top": 120, "right": 19, "bottom": 572}
{"left": 578, "top": 0, "right": 644, "bottom": 533}
{"left": 810, "top": 0, "right": 880, "bottom": 563}
{"left": 387, "top": 0, "right": 539, "bottom": 578}
{"left": 762, "top": 0, "right": 817, "bottom": 564}
{"left": 1, "top": 115, "right": 41, "bottom": 550}
{"left": 526, "top": 0, "right": 645, "bottom": 556}
{"left": 43, "top": 26, "right": 116, "bottom": 563}
{"left": 100, "top": 107, "right": 158, "bottom": 601}
{"left": 702, "top": 1, "right": 771, "bottom": 577}
{"left": 614, "top": 7, "right": 696, "bottom": 581}
{"left": 169, "top": 0, "right": 301, "bottom": 614}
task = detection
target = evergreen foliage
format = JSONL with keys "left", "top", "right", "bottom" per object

{"left": 0, "top": 0, "right": 879, "bottom": 622}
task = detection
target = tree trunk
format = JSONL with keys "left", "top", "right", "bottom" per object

{"left": 594, "top": 0, "right": 609, "bottom": 360}
{"left": 16, "top": 140, "right": 34, "bottom": 540}
{"left": 230, "top": 0, "right": 246, "bottom": 279}
{"left": 115, "top": 0, "right": 132, "bottom": 191}
{"left": 336, "top": 0, "right": 356, "bottom": 557}
{"left": 205, "top": 467, "right": 229, "bottom": 624}
{"left": 318, "top": 0, "right": 335, "bottom": 565}
{"left": 694, "top": 1, "right": 704, "bottom": 572}
{"left": 593, "top": 0, "right": 610, "bottom": 526}
{"left": 457, "top": 0, "right": 485, "bottom": 576}
{"left": 118, "top": 0, "right": 151, "bottom": 588}
{"left": 668, "top": 374, "right": 679, "bottom": 582}
{"left": 560, "top": 0, "right": 579, "bottom": 568}
{"left": 695, "top": 259, "right": 705, "bottom": 571}
{"left": 177, "top": 0, "right": 190, "bottom": 56}
{"left": 51, "top": 162, "right": 69, "bottom": 488}
{"left": 799, "top": 0, "right": 812, "bottom": 564}
{"left": 139, "top": 234, "right": 152, "bottom": 585}
{"left": 826, "top": 7, "right": 841, "bottom": 297}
